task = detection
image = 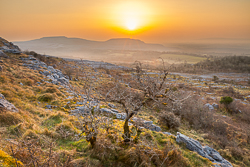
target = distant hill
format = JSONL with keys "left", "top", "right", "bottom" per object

{"left": 14, "top": 36, "right": 167, "bottom": 56}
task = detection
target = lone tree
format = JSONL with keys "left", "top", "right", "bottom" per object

{"left": 105, "top": 60, "right": 183, "bottom": 142}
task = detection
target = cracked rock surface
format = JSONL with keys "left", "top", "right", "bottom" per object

{"left": 176, "top": 132, "right": 232, "bottom": 167}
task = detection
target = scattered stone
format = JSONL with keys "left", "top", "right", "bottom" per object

{"left": 212, "top": 103, "right": 219, "bottom": 109}
{"left": 115, "top": 113, "right": 126, "bottom": 120}
{"left": 162, "top": 132, "right": 172, "bottom": 136}
{"left": 108, "top": 103, "right": 116, "bottom": 108}
{"left": 176, "top": 132, "right": 232, "bottom": 167}
{"left": 204, "top": 103, "right": 214, "bottom": 110}
{"left": 149, "top": 124, "right": 161, "bottom": 132}
{"left": 0, "top": 93, "right": 19, "bottom": 112}
{"left": 143, "top": 120, "right": 153, "bottom": 127}
{"left": 45, "top": 105, "right": 52, "bottom": 109}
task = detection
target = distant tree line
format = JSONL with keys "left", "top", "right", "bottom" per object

{"left": 169, "top": 56, "right": 250, "bottom": 73}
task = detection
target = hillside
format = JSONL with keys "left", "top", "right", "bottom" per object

{"left": 1, "top": 37, "right": 250, "bottom": 167}
{"left": 14, "top": 36, "right": 167, "bottom": 57}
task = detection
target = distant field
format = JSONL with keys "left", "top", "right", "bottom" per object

{"left": 160, "top": 54, "right": 206, "bottom": 64}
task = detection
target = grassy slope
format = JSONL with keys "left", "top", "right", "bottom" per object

{"left": 0, "top": 53, "right": 214, "bottom": 167}
{"left": 1, "top": 52, "right": 250, "bottom": 166}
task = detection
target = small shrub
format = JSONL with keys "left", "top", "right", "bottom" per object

{"left": 38, "top": 93, "right": 54, "bottom": 102}
{"left": 178, "top": 97, "right": 214, "bottom": 130}
{"left": 220, "top": 96, "right": 233, "bottom": 111}
{"left": 220, "top": 96, "right": 233, "bottom": 105}
{"left": 238, "top": 104, "right": 250, "bottom": 123}
{"left": 230, "top": 147, "right": 244, "bottom": 161}
{"left": 159, "top": 112, "right": 180, "bottom": 130}
{"left": 213, "top": 120, "right": 228, "bottom": 136}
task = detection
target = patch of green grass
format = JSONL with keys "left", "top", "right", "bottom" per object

{"left": 72, "top": 139, "right": 89, "bottom": 152}
{"left": 43, "top": 114, "right": 62, "bottom": 128}
{"left": 182, "top": 150, "right": 212, "bottom": 167}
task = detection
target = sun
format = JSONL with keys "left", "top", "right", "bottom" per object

{"left": 126, "top": 19, "right": 137, "bottom": 30}
{"left": 110, "top": 1, "right": 155, "bottom": 33}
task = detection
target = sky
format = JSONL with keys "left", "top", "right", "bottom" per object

{"left": 0, "top": 0, "right": 250, "bottom": 43}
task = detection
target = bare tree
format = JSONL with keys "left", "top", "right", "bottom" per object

{"left": 105, "top": 60, "right": 179, "bottom": 142}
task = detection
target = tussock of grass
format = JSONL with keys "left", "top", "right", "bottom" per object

{"left": 55, "top": 121, "right": 78, "bottom": 140}
{"left": 0, "top": 111, "right": 22, "bottom": 126}
{"left": 38, "top": 93, "right": 55, "bottom": 102}
{"left": 43, "top": 112, "right": 64, "bottom": 128}
{"left": 22, "top": 129, "right": 39, "bottom": 140}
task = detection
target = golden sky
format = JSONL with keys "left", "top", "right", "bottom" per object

{"left": 0, "top": 0, "right": 250, "bottom": 43}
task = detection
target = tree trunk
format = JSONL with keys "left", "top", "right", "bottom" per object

{"left": 123, "top": 118, "right": 131, "bottom": 142}
{"left": 89, "top": 136, "right": 96, "bottom": 148}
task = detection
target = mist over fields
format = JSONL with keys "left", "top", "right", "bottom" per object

{"left": 14, "top": 36, "right": 250, "bottom": 67}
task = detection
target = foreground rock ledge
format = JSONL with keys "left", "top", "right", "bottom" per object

{"left": 176, "top": 132, "right": 232, "bottom": 167}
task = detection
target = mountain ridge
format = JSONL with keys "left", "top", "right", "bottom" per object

{"left": 14, "top": 36, "right": 167, "bottom": 52}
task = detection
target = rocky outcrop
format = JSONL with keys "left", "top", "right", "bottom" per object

{"left": 21, "top": 55, "right": 69, "bottom": 86}
{"left": 0, "top": 37, "right": 21, "bottom": 54}
{"left": 0, "top": 93, "right": 19, "bottom": 112}
{"left": 176, "top": 132, "right": 232, "bottom": 167}
{"left": 0, "top": 50, "right": 8, "bottom": 58}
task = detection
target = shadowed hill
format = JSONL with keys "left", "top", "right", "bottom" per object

{"left": 14, "top": 36, "right": 167, "bottom": 54}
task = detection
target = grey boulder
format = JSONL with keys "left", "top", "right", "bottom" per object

{"left": 0, "top": 93, "right": 19, "bottom": 112}
{"left": 176, "top": 132, "right": 232, "bottom": 167}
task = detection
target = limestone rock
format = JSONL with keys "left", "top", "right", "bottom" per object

{"left": 204, "top": 103, "right": 214, "bottom": 110}
{"left": 143, "top": 120, "right": 153, "bottom": 127}
{"left": 110, "top": 109, "right": 119, "bottom": 113}
{"left": 149, "top": 124, "right": 161, "bottom": 132}
{"left": 115, "top": 113, "right": 126, "bottom": 120}
{"left": 100, "top": 108, "right": 113, "bottom": 114}
{"left": 0, "top": 50, "right": 8, "bottom": 58}
{"left": 0, "top": 93, "right": 19, "bottom": 112}
{"left": 212, "top": 103, "right": 219, "bottom": 109}
{"left": 162, "top": 132, "right": 172, "bottom": 136}
{"left": 176, "top": 132, "right": 232, "bottom": 167}
{"left": 108, "top": 103, "right": 116, "bottom": 108}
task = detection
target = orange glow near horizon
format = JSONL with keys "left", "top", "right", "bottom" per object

{"left": 0, "top": 0, "right": 250, "bottom": 43}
